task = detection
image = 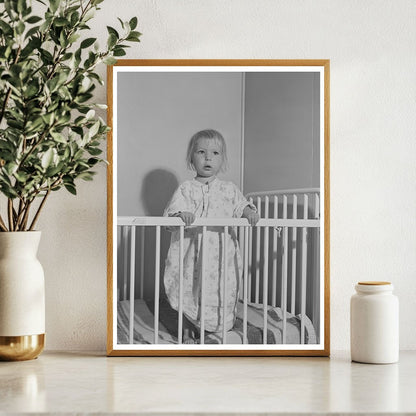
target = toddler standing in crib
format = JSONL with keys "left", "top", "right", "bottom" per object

{"left": 163, "top": 129, "right": 259, "bottom": 343}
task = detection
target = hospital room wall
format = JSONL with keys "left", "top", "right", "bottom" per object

{"left": 116, "top": 72, "right": 244, "bottom": 298}
{"left": 243, "top": 72, "right": 320, "bottom": 194}
{"left": 243, "top": 72, "right": 321, "bottom": 330}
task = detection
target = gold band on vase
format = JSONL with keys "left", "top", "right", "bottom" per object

{"left": 0, "top": 334, "right": 45, "bottom": 361}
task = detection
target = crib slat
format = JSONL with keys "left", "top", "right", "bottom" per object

{"left": 223, "top": 226, "right": 228, "bottom": 344}
{"left": 315, "top": 193, "right": 320, "bottom": 219}
{"left": 129, "top": 225, "right": 136, "bottom": 344}
{"left": 122, "top": 226, "right": 129, "bottom": 301}
{"left": 238, "top": 226, "right": 243, "bottom": 302}
{"left": 262, "top": 197, "right": 269, "bottom": 344}
{"left": 140, "top": 227, "right": 145, "bottom": 299}
{"left": 255, "top": 197, "right": 261, "bottom": 303}
{"left": 237, "top": 227, "right": 244, "bottom": 302}
{"left": 243, "top": 226, "right": 249, "bottom": 344}
{"left": 248, "top": 197, "right": 254, "bottom": 302}
{"left": 291, "top": 195, "right": 298, "bottom": 314}
{"left": 272, "top": 195, "right": 278, "bottom": 307}
{"left": 281, "top": 195, "right": 288, "bottom": 343}
{"left": 154, "top": 225, "right": 161, "bottom": 344}
{"left": 301, "top": 194, "right": 309, "bottom": 344}
{"left": 313, "top": 192, "right": 320, "bottom": 338}
{"left": 178, "top": 226, "right": 184, "bottom": 344}
{"left": 200, "top": 226, "right": 207, "bottom": 344}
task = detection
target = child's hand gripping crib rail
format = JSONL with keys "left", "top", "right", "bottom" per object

{"left": 117, "top": 214, "right": 320, "bottom": 346}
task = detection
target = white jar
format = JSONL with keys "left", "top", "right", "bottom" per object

{"left": 350, "top": 281, "right": 399, "bottom": 364}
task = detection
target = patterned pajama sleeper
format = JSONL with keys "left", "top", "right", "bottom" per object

{"left": 163, "top": 178, "right": 254, "bottom": 333}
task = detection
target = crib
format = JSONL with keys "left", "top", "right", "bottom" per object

{"left": 116, "top": 188, "right": 321, "bottom": 346}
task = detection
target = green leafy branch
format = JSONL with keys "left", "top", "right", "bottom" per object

{"left": 0, "top": 0, "right": 141, "bottom": 231}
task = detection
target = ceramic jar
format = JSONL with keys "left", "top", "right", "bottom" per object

{"left": 0, "top": 231, "right": 45, "bottom": 360}
{"left": 350, "top": 281, "right": 399, "bottom": 364}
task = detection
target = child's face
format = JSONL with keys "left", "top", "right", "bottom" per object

{"left": 192, "top": 138, "right": 224, "bottom": 179}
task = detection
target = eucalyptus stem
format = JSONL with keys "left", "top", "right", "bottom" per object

{"left": 29, "top": 190, "right": 50, "bottom": 231}
{"left": 14, "top": 199, "right": 28, "bottom": 231}
{"left": 7, "top": 199, "right": 14, "bottom": 231}
{"left": 0, "top": 214, "right": 8, "bottom": 232}
{"left": 20, "top": 200, "right": 32, "bottom": 231}
{"left": 18, "top": 121, "right": 58, "bottom": 170}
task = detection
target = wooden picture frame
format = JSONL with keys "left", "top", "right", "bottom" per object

{"left": 107, "top": 60, "right": 330, "bottom": 356}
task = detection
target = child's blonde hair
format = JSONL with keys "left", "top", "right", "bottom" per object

{"left": 186, "top": 129, "right": 228, "bottom": 172}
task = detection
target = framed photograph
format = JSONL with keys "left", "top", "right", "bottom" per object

{"left": 107, "top": 60, "right": 330, "bottom": 356}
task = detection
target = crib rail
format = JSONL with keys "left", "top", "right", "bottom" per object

{"left": 117, "top": 214, "right": 320, "bottom": 346}
{"left": 245, "top": 188, "right": 321, "bottom": 343}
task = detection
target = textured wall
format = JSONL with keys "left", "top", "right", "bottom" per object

{"left": 37, "top": 0, "right": 416, "bottom": 351}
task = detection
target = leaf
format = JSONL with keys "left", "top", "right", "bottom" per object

{"left": 107, "top": 33, "right": 117, "bottom": 49}
{"left": 50, "top": 131, "right": 67, "bottom": 143}
{"left": 59, "top": 29, "right": 67, "bottom": 47}
{"left": 45, "top": 165, "right": 63, "bottom": 177}
{"left": 23, "top": 83, "right": 39, "bottom": 98}
{"left": 85, "top": 109, "right": 95, "bottom": 120}
{"left": 103, "top": 56, "right": 117, "bottom": 65}
{"left": 88, "top": 120, "right": 100, "bottom": 138}
{"left": 25, "top": 117, "right": 44, "bottom": 133}
{"left": 0, "top": 183, "right": 18, "bottom": 198}
{"left": 77, "top": 171, "right": 95, "bottom": 181}
{"left": 117, "top": 17, "right": 125, "bottom": 29}
{"left": 0, "top": 20, "right": 13, "bottom": 35}
{"left": 68, "top": 33, "right": 80, "bottom": 44}
{"left": 54, "top": 17, "right": 69, "bottom": 27}
{"left": 24, "top": 25, "right": 40, "bottom": 39}
{"left": 49, "top": 0, "right": 59, "bottom": 13}
{"left": 87, "top": 147, "right": 102, "bottom": 156}
{"left": 129, "top": 16, "right": 138, "bottom": 30}
{"left": 126, "top": 32, "right": 141, "bottom": 42}
{"left": 113, "top": 47, "right": 126, "bottom": 57}
{"left": 42, "top": 112, "right": 55, "bottom": 125}
{"left": 5, "top": 162, "right": 18, "bottom": 176}
{"left": 41, "top": 148, "right": 54, "bottom": 169}
{"left": 63, "top": 146, "right": 70, "bottom": 160}
{"left": 17, "top": 0, "right": 26, "bottom": 14}
{"left": 26, "top": 15, "right": 42, "bottom": 24}
{"left": 16, "top": 21, "right": 25, "bottom": 35}
{"left": 80, "top": 37, "right": 96, "bottom": 49}
{"left": 4, "top": 1, "right": 16, "bottom": 19}
{"left": 83, "top": 9, "right": 95, "bottom": 22}
{"left": 70, "top": 11, "right": 80, "bottom": 26}
{"left": 106, "top": 26, "right": 119, "bottom": 38}
{"left": 64, "top": 183, "right": 76, "bottom": 195}
{"left": 14, "top": 171, "right": 28, "bottom": 183}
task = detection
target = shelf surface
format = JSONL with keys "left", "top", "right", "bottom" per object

{"left": 0, "top": 350, "right": 415, "bottom": 414}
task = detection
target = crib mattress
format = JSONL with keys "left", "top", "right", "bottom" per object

{"left": 117, "top": 298, "right": 317, "bottom": 345}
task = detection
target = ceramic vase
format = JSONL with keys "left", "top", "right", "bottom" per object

{"left": 350, "top": 281, "right": 399, "bottom": 364}
{"left": 0, "top": 231, "right": 45, "bottom": 360}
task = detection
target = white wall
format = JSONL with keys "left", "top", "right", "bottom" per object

{"left": 38, "top": 0, "right": 416, "bottom": 351}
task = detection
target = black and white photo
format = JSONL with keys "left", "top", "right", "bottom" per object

{"left": 107, "top": 60, "right": 330, "bottom": 356}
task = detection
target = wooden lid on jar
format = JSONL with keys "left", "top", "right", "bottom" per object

{"left": 358, "top": 281, "right": 391, "bottom": 285}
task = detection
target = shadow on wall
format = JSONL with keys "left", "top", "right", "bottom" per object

{"left": 141, "top": 169, "right": 179, "bottom": 216}
{"left": 140, "top": 169, "right": 179, "bottom": 301}
{"left": 117, "top": 169, "right": 180, "bottom": 304}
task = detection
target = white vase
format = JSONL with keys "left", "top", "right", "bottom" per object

{"left": 0, "top": 231, "right": 45, "bottom": 361}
